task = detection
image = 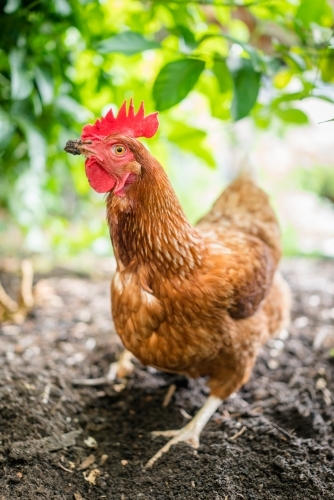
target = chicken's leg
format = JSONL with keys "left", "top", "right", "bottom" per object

{"left": 73, "top": 349, "right": 135, "bottom": 386}
{"left": 146, "top": 395, "right": 222, "bottom": 468}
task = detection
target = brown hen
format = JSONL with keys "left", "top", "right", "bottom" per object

{"left": 65, "top": 101, "right": 290, "bottom": 467}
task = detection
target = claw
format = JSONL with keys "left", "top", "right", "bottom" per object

{"left": 146, "top": 425, "right": 200, "bottom": 468}
{"left": 145, "top": 395, "right": 222, "bottom": 468}
{"left": 151, "top": 430, "right": 181, "bottom": 438}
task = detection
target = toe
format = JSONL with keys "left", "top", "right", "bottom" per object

{"left": 151, "top": 429, "right": 180, "bottom": 438}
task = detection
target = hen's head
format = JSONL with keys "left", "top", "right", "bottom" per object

{"left": 65, "top": 100, "right": 159, "bottom": 196}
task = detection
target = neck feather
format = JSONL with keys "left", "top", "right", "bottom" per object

{"left": 106, "top": 148, "right": 204, "bottom": 277}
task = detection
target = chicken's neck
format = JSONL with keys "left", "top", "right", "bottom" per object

{"left": 106, "top": 157, "right": 204, "bottom": 278}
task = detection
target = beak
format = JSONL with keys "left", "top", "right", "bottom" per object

{"left": 64, "top": 139, "right": 95, "bottom": 157}
{"left": 64, "top": 139, "right": 83, "bottom": 156}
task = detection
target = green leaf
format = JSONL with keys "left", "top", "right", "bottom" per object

{"left": 4, "top": 0, "right": 21, "bottom": 14}
{"left": 199, "top": 33, "right": 263, "bottom": 72}
{"left": 284, "top": 51, "right": 307, "bottom": 71}
{"left": 97, "top": 32, "right": 161, "bottom": 56}
{"left": 9, "top": 49, "right": 33, "bottom": 100}
{"left": 53, "top": 0, "right": 71, "bottom": 16}
{"left": 168, "top": 121, "right": 215, "bottom": 167}
{"left": 296, "top": 0, "right": 331, "bottom": 27}
{"left": 14, "top": 117, "right": 47, "bottom": 174}
{"left": 172, "top": 25, "right": 198, "bottom": 51}
{"left": 320, "top": 51, "right": 334, "bottom": 82}
{"left": 55, "top": 95, "right": 92, "bottom": 122}
{"left": 35, "top": 67, "right": 54, "bottom": 105}
{"left": 223, "top": 34, "right": 263, "bottom": 72}
{"left": 0, "top": 109, "right": 14, "bottom": 146}
{"left": 212, "top": 59, "right": 232, "bottom": 93}
{"left": 153, "top": 59, "right": 205, "bottom": 111}
{"left": 228, "top": 58, "right": 261, "bottom": 121}
{"left": 275, "top": 107, "right": 309, "bottom": 124}
{"left": 310, "top": 23, "right": 333, "bottom": 46}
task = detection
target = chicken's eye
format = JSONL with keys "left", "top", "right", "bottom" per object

{"left": 112, "top": 144, "right": 126, "bottom": 156}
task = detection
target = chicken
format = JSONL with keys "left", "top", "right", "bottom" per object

{"left": 65, "top": 100, "right": 290, "bottom": 467}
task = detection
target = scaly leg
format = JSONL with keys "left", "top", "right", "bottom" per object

{"left": 145, "top": 395, "right": 222, "bottom": 468}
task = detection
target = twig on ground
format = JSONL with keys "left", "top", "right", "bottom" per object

{"left": 72, "top": 377, "right": 107, "bottom": 386}
{"left": 58, "top": 462, "right": 74, "bottom": 473}
{"left": 19, "top": 260, "right": 34, "bottom": 309}
{"left": 313, "top": 326, "right": 331, "bottom": 351}
{"left": 270, "top": 421, "right": 294, "bottom": 439}
{"left": 163, "top": 384, "right": 176, "bottom": 407}
{"left": 229, "top": 426, "right": 246, "bottom": 441}
{"left": 180, "top": 408, "right": 192, "bottom": 420}
{"left": 42, "top": 383, "right": 52, "bottom": 404}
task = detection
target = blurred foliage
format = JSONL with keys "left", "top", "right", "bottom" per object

{"left": 294, "top": 165, "right": 334, "bottom": 203}
{"left": 0, "top": 0, "right": 334, "bottom": 255}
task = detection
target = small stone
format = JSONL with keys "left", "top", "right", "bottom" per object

{"left": 100, "top": 454, "right": 108, "bottom": 465}
{"left": 315, "top": 378, "right": 327, "bottom": 390}
{"left": 294, "top": 316, "right": 308, "bottom": 328}
{"left": 84, "top": 437, "right": 98, "bottom": 448}
{"left": 309, "top": 295, "right": 320, "bottom": 307}
{"left": 253, "top": 388, "right": 269, "bottom": 401}
{"left": 267, "top": 359, "right": 279, "bottom": 370}
{"left": 273, "top": 339, "right": 285, "bottom": 350}
{"left": 272, "top": 455, "right": 288, "bottom": 470}
{"left": 270, "top": 348, "right": 280, "bottom": 358}
{"left": 80, "top": 454, "right": 96, "bottom": 470}
{"left": 278, "top": 329, "right": 289, "bottom": 340}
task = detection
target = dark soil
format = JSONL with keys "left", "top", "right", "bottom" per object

{"left": 0, "top": 258, "right": 333, "bottom": 500}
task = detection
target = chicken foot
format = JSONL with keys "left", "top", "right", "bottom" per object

{"left": 145, "top": 395, "right": 222, "bottom": 468}
{"left": 73, "top": 349, "right": 135, "bottom": 386}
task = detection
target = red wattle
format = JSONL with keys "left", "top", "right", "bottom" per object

{"left": 85, "top": 158, "right": 115, "bottom": 193}
{"left": 114, "top": 172, "right": 134, "bottom": 196}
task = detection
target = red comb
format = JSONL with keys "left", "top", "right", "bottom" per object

{"left": 81, "top": 100, "right": 159, "bottom": 141}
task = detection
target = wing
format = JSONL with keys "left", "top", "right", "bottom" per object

{"left": 201, "top": 228, "right": 277, "bottom": 320}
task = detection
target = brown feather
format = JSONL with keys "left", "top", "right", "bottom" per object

{"left": 107, "top": 138, "right": 290, "bottom": 399}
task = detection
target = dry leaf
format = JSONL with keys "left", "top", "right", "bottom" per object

{"left": 83, "top": 468, "right": 100, "bottom": 485}
{"left": 73, "top": 493, "right": 84, "bottom": 500}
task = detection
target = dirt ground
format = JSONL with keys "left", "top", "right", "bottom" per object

{"left": 0, "top": 258, "right": 333, "bottom": 500}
